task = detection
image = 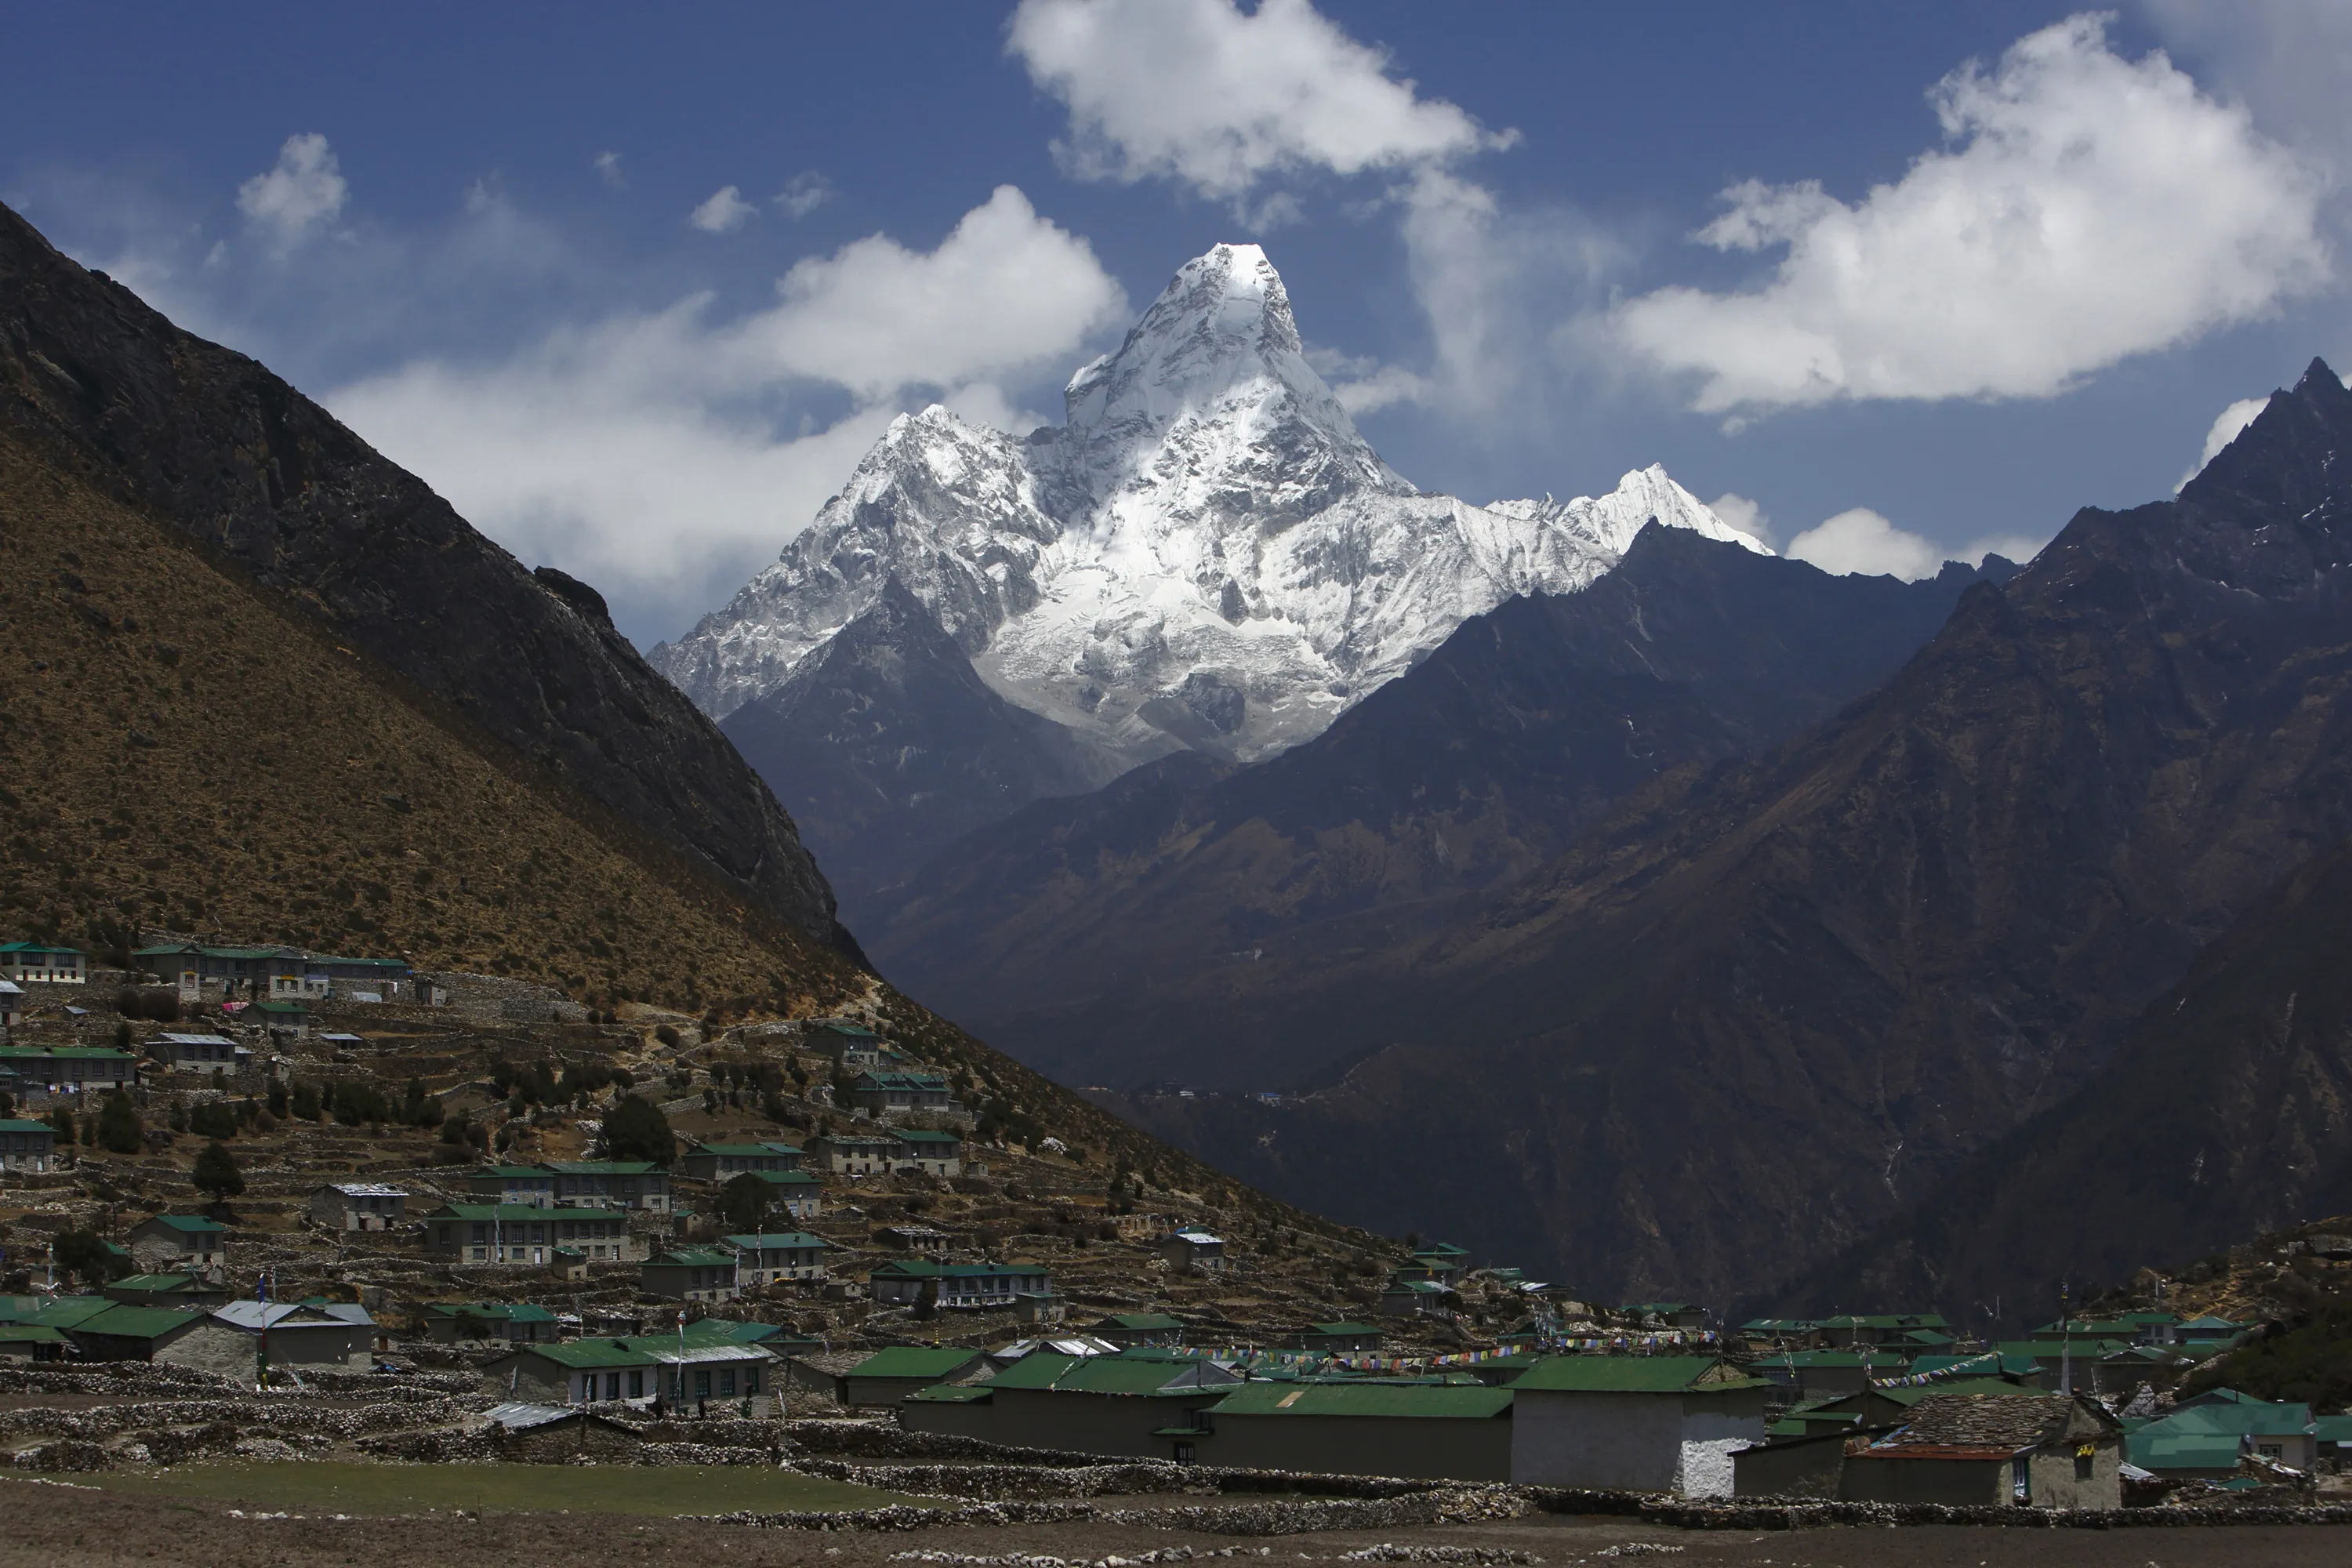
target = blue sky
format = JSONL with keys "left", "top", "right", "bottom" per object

{"left": 5, "top": 1, "right": 2347, "bottom": 646}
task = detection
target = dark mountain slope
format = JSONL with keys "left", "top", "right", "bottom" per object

{"left": 1785, "top": 830, "right": 2352, "bottom": 1323}
{"left": 866, "top": 525, "right": 2006, "bottom": 1090}
{"left": 1105, "top": 361, "right": 2352, "bottom": 1303}
{"left": 720, "top": 579, "right": 1118, "bottom": 921}
{"left": 0, "top": 201, "right": 844, "bottom": 949}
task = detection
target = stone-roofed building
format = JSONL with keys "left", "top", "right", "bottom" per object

{"left": 481, "top": 1334, "right": 775, "bottom": 1408}
{"left": 808, "top": 1131, "right": 898, "bottom": 1177}
{"left": 152, "top": 1033, "right": 251, "bottom": 1075}
{"left": 1842, "top": 1392, "right": 2122, "bottom": 1509}
{"left": 868, "top": 1259, "right": 1052, "bottom": 1310}
{"left": 466, "top": 1166, "right": 557, "bottom": 1208}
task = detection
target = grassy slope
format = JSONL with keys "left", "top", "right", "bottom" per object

{"left": 0, "top": 430, "right": 1368, "bottom": 1227}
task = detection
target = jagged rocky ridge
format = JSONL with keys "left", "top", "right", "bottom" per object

{"left": 862, "top": 524, "right": 2015, "bottom": 1092}
{"left": 1078, "top": 361, "right": 2352, "bottom": 1308}
{"left": 653, "top": 244, "right": 1762, "bottom": 770}
{"left": 0, "top": 201, "right": 848, "bottom": 951}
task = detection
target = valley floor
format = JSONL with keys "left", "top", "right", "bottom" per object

{"left": 2, "top": 1473, "right": 2348, "bottom": 1568}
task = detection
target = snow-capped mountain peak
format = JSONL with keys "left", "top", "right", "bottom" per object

{"left": 652, "top": 245, "right": 1768, "bottom": 764}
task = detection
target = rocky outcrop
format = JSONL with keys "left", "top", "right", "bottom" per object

{"left": 0, "top": 201, "right": 845, "bottom": 949}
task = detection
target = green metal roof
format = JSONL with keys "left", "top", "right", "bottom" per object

{"left": 723, "top": 1232, "right": 828, "bottom": 1250}
{"left": 871, "top": 1260, "right": 1047, "bottom": 1279}
{"left": 428, "top": 1301, "right": 557, "bottom": 1323}
{"left": 680, "top": 1319, "right": 808, "bottom": 1345}
{"left": 752, "top": 1171, "right": 821, "bottom": 1186}
{"left": 1096, "top": 1313, "right": 1185, "bottom": 1330}
{"left": 689, "top": 1143, "right": 792, "bottom": 1157}
{"left": 545, "top": 1160, "right": 659, "bottom": 1175}
{"left": 0, "top": 942, "right": 83, "bottom": 955}
{"left": 69, "top": 1305, "right": 201, "bottom": 1341}
{"left": 2128, "top": 1430, "right": 2246, "bottom": 1470}
{"left": 648, "top": 1249, "right": 737, "bottom": 1268}
{"left": 16, "top": 1298, "right": 117, "bottom": 1328}
{"left": 907, "top": 1383, "right": 992, "bottom": 1403}
{"left": 0, "top": 1047, "right": 136, "bottom": 1060}
{"left": 1207, "top": 1382, "right": 1512, "bottom": 1419}
{"left": 848, "top": 1345, "right": 987, "bottom": 1381}
{"left": 142, "top": 1214, "right": 227, "bottom": 1233}
{"left": 895, "top": 1129, "right": 961, "bottom": 1144}
{"left": 2151, "top": 1400, "right": 2314, "bottom": 1438}
{"left": 108, "top": 1273, "right": 198, "bottom": 1291}
{"left": 0, "top": 1119, "right": 55, "bottom": 1134}
{"left": 475, "top": 1167, "right": 555, "bottom": 1179}
{"left": 1510, "top": 1356, "right": 1766, "bottom": 1394}
{"left": 0, "top": 1324, "right": 65, "bottom": 1343}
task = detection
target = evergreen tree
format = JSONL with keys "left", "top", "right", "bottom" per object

{"left": 95, "top": 1090, "right": 143, "bottom": 1155}
{"left": 603, "top": 1094, "right": 674, "bottom": 1165}
{"left": 717, "top": 1173, "right": 774, "bottom": 1234}
{"left": 191, "top": 1139, "right": 245, "bottom": 1204}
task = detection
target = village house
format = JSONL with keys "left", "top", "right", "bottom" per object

{"left": 0, "top": 1323, "right": 66, "bottom": 1361}
{"left": 837, "top": 1345, "right": 992, "bottom": 1406}
{"left": 0, "top": 980, "right": 20, "bottom": 1030}
{"left": 1508, "top": 1356, "right": 1770, "bottom": 1497}
{"left": 1290, "top": 1321, "right": 1385, "bottom": 1355}
{"left": 892, "top": 1127, "right": 963, "bottom": 1176}
{"left": 2127, "top": 1391, "right": 2319, "bottom": 1476}
{"left": 1621, "top": 1301, "right": 1710, "bottom": 1333}
{"left": 483, "top": 1334, "right": 775, "bottom": 1408}
{"left": 61, "top": 1304, "right": 205, "bottom": 1362}
{"left": 877, "top": 1224, "right": 953, "bottom": 1254}
{"left": 425, "top": 1301, "right": 560, "bottom": 1345}
{"left": 808, "top": 1131, "right": 898, "bottom": 1176}
{"left": 1174, "top": 1381, "right": 1516, "bottom": 1479}
{"left": 0, "top": 942, "right": 86, "bottom": 984}
{"left": 679, "top": 1141, "right": 802, "bottom": 1181}
{"left": 420, "top": 1203, "right": 637, "bottom": 1265}
{"left": 307, "top": 1182, "right": 408, "bottom": 1232}
{"left": 1381, "top": 1278, "right": 1455, "bottom": 1319}
{"left": 249, "top": 999, "right": 309, "bottom": 1036}
{"left": 848, "top": 1070, "right": 959, "bottom": 1117}
{"left": 1842, "top": 1392, "right": 2122, "bottom": 1508}
{"left": 0, "top": 1045, "right": 138, "bottom": 1094}
{"left": 154, "top": 1300, "right": 376, "bottom": 1377}
{"left": 465, "top": 1166, "right": 557, "bottom": 1207}
{"left": 127, "top": 1214, "right": 227, "bottom": 1275}
{"left": 1159, "top": 1229, "right": 1226, "bottom": 1272}
{"left": 152, "top": 1033, "right": 251, "bottom": 1075}
{"left": 902, "top": 1348, "right": 1241, "bottom": 1454}
{"left": 640, "top": 1247, "right": 741, "bottom": 1304}
{"left": 756, "top": 1169, "right": 825, "bottom": 1219}
{"left": 869, "top": 1258, "right": 1053, "bottom": 1311}
{"left": 0, "top": 1117, "right": 55, "bottom": 1173}
{"left": 103, "top": 1273, "right": 231, "bottom": 1309}
{"left": 1088, "top": 1312, "right": 1185, "bottom": 1348}
{"left": 546, "top": 1160, "right": 672, "bottom": 1212}
{"left": 723, "top": 1232, "right": 829, "bottom": 1286}
{"left": 805, "top": 1018, "right": 891, "bottom": 1069}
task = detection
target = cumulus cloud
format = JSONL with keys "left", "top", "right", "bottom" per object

{"left": 689, "top": 185, "right": 756, "bottom": 234}
{"left": 1007, "top": 0, "right": 1508, "bottom": 218}
{"left": 1707, "top": 492, "right": 1773, "bottom": 548}
{"left": 775, "top": 172, "right": 833, "bottom": 220}
{"left": 1616, "top": 15, "right": 2330, "bottom": 415}
{"left": 1786, "top": 507, "right": 2040, "bottom": 581}
{"left": 2179, "top": 394, "right": 2270, "bottom": 488}
{"left": 593, "top": 151, "right": 625, "bottom": 189}
{"left": 236, "top": 132, "right": 348, "bottom": 252}
{"left": 328, "top": 185, "right": 1125, "bottom": 641}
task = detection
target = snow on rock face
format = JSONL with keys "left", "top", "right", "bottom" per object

{"left": 652, "top": 242, "right": 1767, "bottom": 764}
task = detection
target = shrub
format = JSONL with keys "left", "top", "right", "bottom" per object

{"left": 718, "top": 1172, "right": 774, "bottom": 1234}
{"left": 653, "top": 1024, "right": 681, "bottom": 1049}
{"left": 51, "top": 1229, "right": 122, "bottom": 1286}
{"left": 289, "top": 1082, "right": 320, "bottom": 1122}
{"left": 265, "top": 1080, "right": 289, "bottom": 1118}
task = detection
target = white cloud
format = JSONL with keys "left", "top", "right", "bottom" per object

{"left": 689, "top": 185, "right": 756, "bottom": 234}
{"left": 1007, "top": 0, "right": 1508, "bottom": 218}
{"left": 328, "top": 185, "right": 1125, "bottom": 641}
{"left": 2179, "top": 394, "right": 2269, "bottom": 488}
{"left": 236, "top": 132, "right": 348, "bottom": 252}
{"left": 1786, "top": 507, "right": 2041, "bottom": 581}
{"left": 1707, "top": 492, "right": 1773, "bottom": 548}
{"left": 1615, "top": 14, "right": 2330, "bottom": 415}
{"left": 775, "top": 172, "right": 832, "bottom": 220}
{"left": 593, "top": 151, "right": 625, "bottom": 189}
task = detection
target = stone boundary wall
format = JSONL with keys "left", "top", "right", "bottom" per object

{"left": 1517, "top": 1489, "right": 2352, "bottom": 1531}
{"left": 0, "top": 1395, "right": 477, "bottom": 1443}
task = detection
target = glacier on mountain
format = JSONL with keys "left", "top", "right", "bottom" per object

{"left": 652, "top": 243, "right": 1766, "bottom": 764}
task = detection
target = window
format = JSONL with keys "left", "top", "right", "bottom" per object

{"left": 2074, "top": 1451, "right": 2094, "bottom": 1480}
{"left": 694, "top": 1370, "right": 711, "bottom": 1399}
{"left": 2011, "top": 1457, "right": 2029, "bottom": 1503}
{"left": 720, "top": 1368, "right": 737, "bottom": 1397}
{"left": 746, "top": 1366, "right": 760, "bottom": 1393}
{"left": 627, "top": 1370, "right": 644, "bottom": 1399}
{"left": 605, "top": 1373, "right": 621, "bottom": 1400}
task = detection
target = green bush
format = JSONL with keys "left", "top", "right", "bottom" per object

{"left": 717, "top": 1172, "right": 774, "bottom": 1234}
{"left": 188, "top": 1101, "right": 238, "bottom": 1140}
{"left": 603, "top": 1094, "right": 674, "bottom": 1165}
{"left": 191, "top": 1139, "right": 244, "bottom": 1203}
{"left": 51, "top": 1229, "right": 122, "bottom": 1286}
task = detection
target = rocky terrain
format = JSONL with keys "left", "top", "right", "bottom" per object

{"left": 1061, "top": 361, "right": 2352, "bottom": 1309}
{"left": 862, "top": 526, "right": 2014, "bottom": 1092}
